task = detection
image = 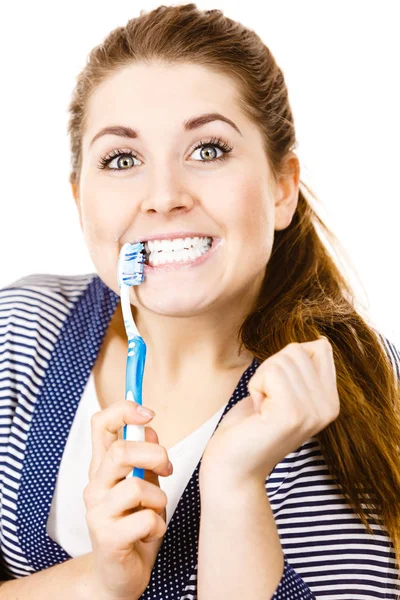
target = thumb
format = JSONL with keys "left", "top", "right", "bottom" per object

{"left": 248, "top": 387, "right": 266, "bottom": 414}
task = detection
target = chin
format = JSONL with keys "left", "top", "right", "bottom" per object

{"left": 137, "top": 290, "right": 215, "bottom": 317}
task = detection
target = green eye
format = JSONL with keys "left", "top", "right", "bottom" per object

{"left": 97, "top": 136, "right": 233, "bottom": 172}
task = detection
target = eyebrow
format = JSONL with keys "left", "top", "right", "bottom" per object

{"left": 89, "top": 112, "right": 243, "bottom": 148}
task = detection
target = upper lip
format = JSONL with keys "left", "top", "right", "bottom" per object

{"left": 135, "top": 232, "right": 216, "bottom": 243}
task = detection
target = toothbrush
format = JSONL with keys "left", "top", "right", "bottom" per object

{"left": 117, "top": 241, "right": 147, "bottom": 479}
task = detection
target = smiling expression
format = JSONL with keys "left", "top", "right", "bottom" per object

{"left": 72, "top": 61, "right": 298, "bottom": 317}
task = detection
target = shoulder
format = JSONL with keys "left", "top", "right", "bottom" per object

{"left": 0, "top": 272, "right": 97, "bottom": 304}
{"left": 0, "top": 272, "right": 97, "bottom": 326}
{"left": 0, "top": 272, "right": 98, "bottom": 367}
{"left": 0, "top": 272, "right": 98, "bottom": 418}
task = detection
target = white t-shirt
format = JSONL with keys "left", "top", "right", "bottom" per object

{"left": 46, "top": 371, "right": 225, "bottom": 557}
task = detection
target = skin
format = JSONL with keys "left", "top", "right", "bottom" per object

{"left": 71, "top": 60, "right": 300, "bottom": 402}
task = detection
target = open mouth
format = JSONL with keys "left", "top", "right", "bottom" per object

{"left": 142, "top": 236, "right": 213, "bottom": 268}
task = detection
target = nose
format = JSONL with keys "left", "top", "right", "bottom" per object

{"left": 140, "top": 163, "right": 195, "bottom": 216}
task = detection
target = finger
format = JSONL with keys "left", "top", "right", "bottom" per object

{"left": 256, "top": 362, "right": 295, "bottom": 422}
{"left": 94, "top": 440, "right": 171, "bottom": 490}
{"left": 273, "top": 353, "right": 313, "bottom": 404}
{"left": 283, "top": 343, "right": 322, "bottom": 394}
{"left": 143, "top": 426, "right": 173, "bottom": 490}
{"left": 145, "top": 425, "right": 159, "bottom": 445}
{"left": 102, "top": 475, "right": 168, "bottom": 518}
{"left": 89, "top": 400, "right": 155, "bottom": 480}
{"left": 248, "top": 352, "right": 310, "bottom": 413}
{"left": 294, "top": 338, "right": 339, "bottom": 422}
{"left": 110, "top": 509, "right": 167, "bottom": 549}
{"left": 301, "top": 337, "right": 336, "bottom": 390}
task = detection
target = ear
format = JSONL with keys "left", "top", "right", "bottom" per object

{"left": 71, "top": 182, "right": 83, "bottom": 230}
{"left": 274, "top": 153, "right": 300, "bottom": 231}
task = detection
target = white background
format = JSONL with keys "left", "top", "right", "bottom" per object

{"left": 0, "top": 0, "right": 399, "bottom": 347}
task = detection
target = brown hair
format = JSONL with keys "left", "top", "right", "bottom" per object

{"left": 67, "top": 2, "right": 400, "bottom": 581}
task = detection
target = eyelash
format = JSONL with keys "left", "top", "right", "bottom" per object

{"left": 96, "top": 136, "right": 233, "bottom": 172}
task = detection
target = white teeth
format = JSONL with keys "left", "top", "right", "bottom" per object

{"left": 145, "top": 236, "right": 213, "bottom": 267}
{"left": 144, "top": 236, "right": 212, "bottom": 255}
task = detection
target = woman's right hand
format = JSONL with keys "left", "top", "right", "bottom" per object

{"left": 83, "top": 400, "right": 173, "bottom": 600}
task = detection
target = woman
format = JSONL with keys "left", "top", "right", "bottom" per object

{"left": 0, "top": 3, "right": 399, "bottom": 598}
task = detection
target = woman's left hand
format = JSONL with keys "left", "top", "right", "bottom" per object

{"left": 200, "top": 337, "right": 340, "bottom": 487}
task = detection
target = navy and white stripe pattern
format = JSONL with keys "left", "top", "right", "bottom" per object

{"left": 0, "top": 273, "right": 399, "bottom": 598}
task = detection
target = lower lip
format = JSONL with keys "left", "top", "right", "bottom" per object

{"left": 143, "top": 238, "right": 222, "bottom": 274}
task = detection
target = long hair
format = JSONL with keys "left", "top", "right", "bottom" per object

{"left": 67, "top": 3, "right": 400, "bottom": 578}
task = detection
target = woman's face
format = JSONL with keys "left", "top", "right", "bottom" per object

{"left": 74, "top": 61, "right": 299, "bottom": 317}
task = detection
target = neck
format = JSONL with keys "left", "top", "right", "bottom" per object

{"left": 111, "top": 300, "right": 255, "bottom": 385}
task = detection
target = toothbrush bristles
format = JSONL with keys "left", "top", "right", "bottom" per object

{"left": 118, "top": 242, "right": 146, "bottom": 287}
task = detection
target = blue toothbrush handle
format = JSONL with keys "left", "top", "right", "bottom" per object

{"left": 123, "top": 335, "right": 147, "bottom": 478}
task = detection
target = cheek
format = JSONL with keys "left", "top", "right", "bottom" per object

{"left": 229, "top": 182, "right": 272, "bottom": 243}
{"left": 80, "top": 193, "right": 125, "bottom": 245}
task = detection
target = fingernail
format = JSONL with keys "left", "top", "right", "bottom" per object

{"left": 168, "top": 461, "right": 173, "bottom": 474}
{"left": 137, "top": 405, "right": 155, "bottom": 418}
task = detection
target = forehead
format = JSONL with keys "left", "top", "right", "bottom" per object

{"left": 84, "top": 62, "right": 242, "bottom": 137}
